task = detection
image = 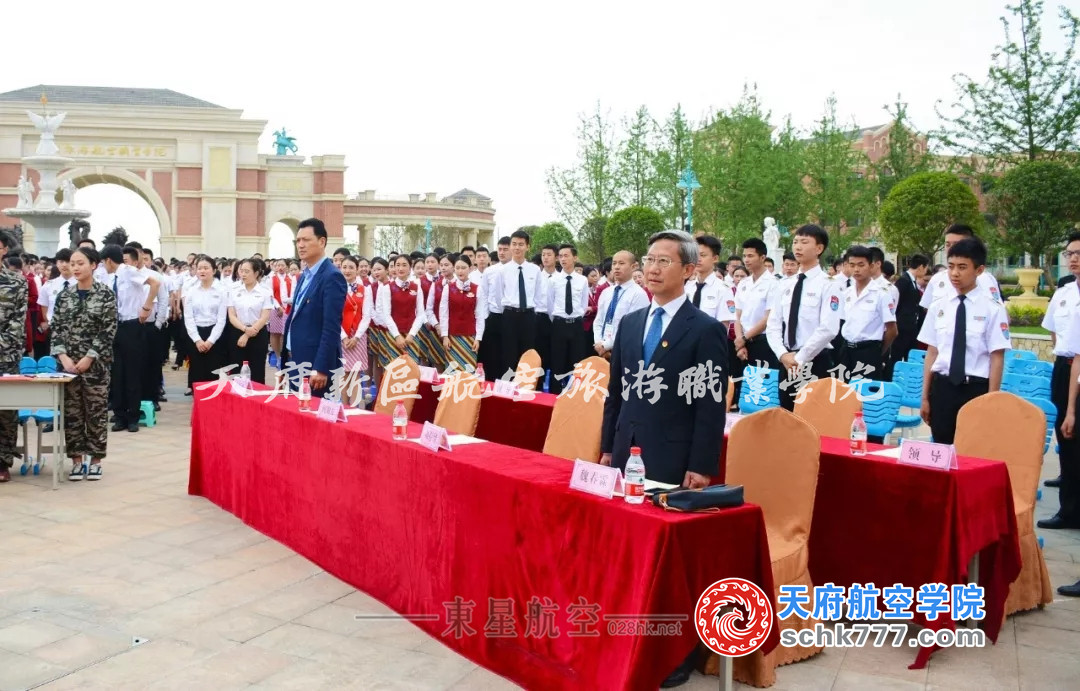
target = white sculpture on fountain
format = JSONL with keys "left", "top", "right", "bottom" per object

{"left": 762, "top": 216, "right": 781, "bottom": 262}
{"left": 15, "top": 175, "right": 35, "bottom": 209}
{"left": 26, "top": 110, "right": 66, "bottom": 156}
{"left": 60, "top": 179, "right": 77, "bottom": 210}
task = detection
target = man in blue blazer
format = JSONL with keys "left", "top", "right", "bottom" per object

{"left": 601, "top": 229, "right": 728, "bottom": 490}
{"left": 282, "top": 218, "right": 347, "bottom": 396}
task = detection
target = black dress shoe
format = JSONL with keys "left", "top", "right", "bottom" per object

{"left": 152, "top": 402, "right": 161, "bottom": 412}
{"left": 127, "top": 423, "right": 139, "bottom": 433}
{"left": 1037, "top": 514, "right": 1080, "bottom": 530}
{"left": 111, "top": 421, "right": 126, "bottom": 432}
{"left": 1045, "top": 476, "right": 1062, "bottom": 488}
{"left": 660, "top": 648, "right": 698, "bottom": 688}
{"left": 1058, "top": 580, "right": 1080, "bottom": 597}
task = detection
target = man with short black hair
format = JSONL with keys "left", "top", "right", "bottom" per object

{"left": 734, "top": 238, "right": 779, "bottom": 371}
{"left": 920, "top": 224, "right": 1002, "bottom": 307}
{"left": 840, "top": 246, "right": 896, "bottom": 383}
{"left": 686, "top": 235, "right": 736, "bottom": 326}
{"left": 891, "top": 253, "right": 930, "bottom": 370}
{"left": 331, "top": 247, "right": 351, "bottom": 269}
{"left": 490, "top": 229, "right": 546, "bottom": 378}
{"left": 547, "top": 244, "right": 589, "bottom": 393}
{"left": 781, "top": 252, "right": 798, "bottom": 277}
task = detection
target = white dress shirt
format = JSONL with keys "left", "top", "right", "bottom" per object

{"left": 643, "top": 294, "right": 688, "bottom": 345}
{"left": 439, "top": 278, "right": 488, "bottom": 340}
{"left": 920, "top": 268, "right": 1001, "bottom": 309}
{"left": 734, "top": 271, "right": 777, "bottom": 330}
{"left": 426, "top": 277, "right": 449, "bottom": 328}
{"left": 765, "top": 265, "right": 843, "bottom": 365}
{"left": 468, "top": 268, "right": 483, "bottom": 285}
{"left": 100, "top": 264, "right": 149, "bottom": 321}
{"left": 39, "top": 275, "right": 73, "bottom": 322}
{"left": 873, "top": 275, "right": 900, "bottom": 306}
{"left": 481, "top": 268, "right": 503, "bottom": 315}
{"left": 548, "top": 272, "right": 590, "bottom": 320}
{"left": 376, "top": 279, "right": 426, "bottom": 338}
{"left": 840, "top": 281, "right": 896, "bottom": 342}
{"left": 228, "top": 281, "right": 274, "bottom": 326}
{"left": 918, "top": 289, "right": 1011, "bottom": 378}
{"left": 593, "top": 280, "right": 650, "bottom": 350}
{"left": 1042, "top": 282, "right": 1080, "bottom": 357}
{"left": 685, "top": 273, "right": 736, "bottom": 323}
{"left": 492, "top": 260, "right": 547, "bottom": 311}
{"left": 184, "top": 280, "right": 228, "bottom": 344}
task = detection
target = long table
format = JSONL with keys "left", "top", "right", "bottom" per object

{"left": 1, "top": 375, "right": 74, "bottom": 489}
{"left": 412, "top": 381, "right": 557, "bottom": 451}
{"left": 189, "top": 389, "right": 779, "bottom": 690}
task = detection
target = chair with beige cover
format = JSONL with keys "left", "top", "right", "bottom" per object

{"left": 514, "top": 349, "right": 543, "bottom": 391}
{"left": 543, "top": 356, "right": 610, "bottom": 462}
{"left": 707, "top": 407, "right": 823, "bottom": 687}
{"left": 374, "top": 355, "right": 421, "bottom": 417}
{"left": 954, "top": 392, "right": 1053, "bottom": 615}
{"left": 793, "top": 377, "right": 862, "bottom": 439}
{"left": 433, "top": 371, "right": 483, "bottom": 436}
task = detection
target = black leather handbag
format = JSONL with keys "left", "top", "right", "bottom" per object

{"left": 648, "top": 484, "right": 745, "bottom": 512}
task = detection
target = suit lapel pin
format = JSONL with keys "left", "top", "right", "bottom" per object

{"left": 661, "top": 340, "right": 668, "bottom": 348}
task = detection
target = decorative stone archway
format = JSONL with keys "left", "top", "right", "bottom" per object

{"left": 57, "top": 166, "right": 173, "bottom": 241}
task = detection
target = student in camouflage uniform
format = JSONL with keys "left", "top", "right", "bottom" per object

{"left": 0, "top": 230, "right": 28, "bottom": 483}
{"left": 51, "top": 247, "right": 118, "bottom": 481}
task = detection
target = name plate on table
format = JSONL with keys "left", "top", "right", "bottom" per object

{"left": 491, "top": 379, "right": 519, "bottom": 399}
{"left": 724, "top": 413, "right": 743, "bottom": 434}
{"left": 418, "top": 421, "right": 452, "bottom": 452}
{"left": 569, "top": 459, "right": 624, "bottom": 499}
{"left": 896, "top": 439, "right": 957, "bottom": 471}
{"left": 230, "top": 377, "right": 251, "bottom": 396}
{"left": 316, "top": 397, "right": 347, "bottom": 423}
{"left": 419, "top": 366, "right": 438, "bottom": 384}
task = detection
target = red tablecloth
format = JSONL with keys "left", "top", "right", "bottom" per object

{"left": 190, "top": 390, "right": 779, "bottom": 690}
{"left": 806, "top": 437, "right": 1021, "bottom": 667}
{"left": 414, "top": 380, "right": 557, "bottom": 452}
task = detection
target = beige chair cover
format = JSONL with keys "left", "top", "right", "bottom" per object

{"left": 542, "top": 356, "right": 609, "bottom": 462}
{"left": 432, "top": 372, "right": 483, "bottom": 436}
{"left": 705, "top": 407, "right": 824, "bottom": 686}
{"left": 793, "top": 377, "right": 862, "bottom": 439}
{"left": 514, "top": 349, "right": 543, "bottom": 391}
{"left": 374, "top": 355, "right": 421, "bottom": 417}
{"left": 955, "top": 392, "right": 1053, "bottom": 615}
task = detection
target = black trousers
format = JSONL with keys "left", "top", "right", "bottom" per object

{"left": 111, "top": 320, "right": 146, "bottom": 426}
{"left": 1052, "top": 356, "right": 1079, "bottom": 521}
{"left": 841, "top": 340, "right": 884, "bottom": 382}
{"left": 535, "top": 312, "right": 552, "bottom": 371}
{"left": 928, "top": 373, "right": 989, "bottom": 445}
{"left": 478, "top": 312, "right": 503, "bottom": 382}
{"left": 780, "top": 352, "right": 834, "bottom": 411}
{"left": 549, "top": 316, "right": 587, "bottom": 394}
{"left": 501, "top": 308, "right": 536, "bottom": 381}
{"left": 188, "top": 325, "right": 226, "bottom": 388}
{"left": 172, "top": 317, "right": 190, "bottom": 367}
{"left": 141, "top": 323, "right": 163, "bottom": 401}
{"left": 887, "top": 327, "right": 918, "bottom": 379}
{"left": 33, "top": 334, "right": 50, "bottom": 360}
{"left": 745, "top": 336, "right": 780, "bottom": 371}
{"left": 728, "top": 336, "right": 745, "bottom": 407}
{"left": 228, "top": 325, "right": 270, "bottom": 387}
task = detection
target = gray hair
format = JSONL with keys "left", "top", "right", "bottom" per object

{"left": 647, "top": 229, "right": 698, "bottom": 267}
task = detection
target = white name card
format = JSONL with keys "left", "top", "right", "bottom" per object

{"left": 316, "top": 397, "right": 347, "bottom": 423}
{"left": 418, "top": 421, "right": 452, "bottom": 452}
{"left": 491, "top": 379, "right": 518, "bottom": 399}
{"left": 896, "top": 439, "right": 957, "bottom": 471}
{"left": 419, "top": 366, "right": 438, "bottom": 384}
{"left": 230, "top": 377, "right": 250, "bottom": 396}
{"left": 569, "top": 459, "right": 624, "bottom": 499}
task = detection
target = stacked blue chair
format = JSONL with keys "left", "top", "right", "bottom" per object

{"left": 739, "top": 366, "right": 781, "bottom": 413}
{"left": 890, "top": 360, "right": 925, "bottom": 435}
{"left": 852, "top": 380, "right": 902, "bottom": 441}
{"left": 1008, "top": 350, "right": 1038, "bottom": 361}
{"left": 905, "top": 350, "right": 926, "bottom": 364}
{"left": 1002, "top": 372, "right": 1051, "bottom": 402}
{"left": 1026, "top": 397, "right": 1056, "bottom": 455}
{"left": 1005, "top": 358, "right": 1053, "bottom": 378}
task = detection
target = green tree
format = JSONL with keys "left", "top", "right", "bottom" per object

{"left": 616, "top": 105, "right": 661, "bottom": 210}
{"left": 803, "top": 95, "right": 878, "bottom": 252}
{"left": 604, "top": 206, "right": 665, "bottom": 259}
{"left": 531, "top": 221, "right": 575, "bottom": 250}
{"left": 577, "top": 216, "right": 608, "bottom": 264}
{"left": 992, "top": 160, "right": 1080, "bottom": 278}
{"left": 652, "top": 105, "right": 696, "bottom": 229}
{"left": 936, "top": 0, "right": 1080, "bottom": 166}
{"left": 878, "top": 172, "right": 984, "bottom": 256}
{"left": 875, "top": 95, "right": 933, "bottom": 199}
{"left": 546, "top": 103, "right": 624, "bottom": 230}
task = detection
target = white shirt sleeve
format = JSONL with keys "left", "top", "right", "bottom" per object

{"left": 765, "top": 283, "right": 787, "bottom": 359}
{"left": 795, "top": 279, "right": 843, "bottom": 366}
{"left": 208, "top": 288, "right": 228, "bottom": 345}
{"left": 358, "top": 288, "right": 373, "bottom": 338}
{"left": 377, "top": 284, "right": 397, "bottom": 337}
{"left": 409, "top": 286, "right": 425, "bottom": 337}
{"left": 593, "top": 289, "right": 609, "bottom": 345}
{"left": 438, "top": 284, "right": 451, "bottom": 338}
{"left": 475, "top": 282, "right": 488, "bottom": 341}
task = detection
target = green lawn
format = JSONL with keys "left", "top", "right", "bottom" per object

{"left": 1011, "top": 325, "right": 1050, "bottom": 336}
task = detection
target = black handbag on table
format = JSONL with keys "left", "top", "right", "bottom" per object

{"left": 648, "top": 484, "right": 744, "bottom": 512}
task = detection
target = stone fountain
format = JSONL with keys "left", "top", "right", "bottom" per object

{"left": 1, "top": 98, "right": 90, "bottom": 254}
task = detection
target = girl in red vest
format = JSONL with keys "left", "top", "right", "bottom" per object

{"left": 339, "top": 256, "right": 373, "bottom": 406}
{"left": 413, "top": 253, "right": 443, "bottom": 369}
{"left": 422, "top": 254, "right": 454, "bottom": 372}
{"left": 357, "top": 257, "right": 372, "bottom": 287}
{"left": 268, "top": 259, "right": 294, "bottom": 365}
{"left": 376, "top": 254, "right": 425, "bottom": 365}
{"left": 439, "top": 254, "right": 487, "bottom": 373}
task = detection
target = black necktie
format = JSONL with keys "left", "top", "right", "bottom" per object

{"left": 949, "top": 295, "right": 967, "bottom": 385}
{"left": 693, "top": 282, "right": 704, "bottom": 308}
{"left": 787, "top": 273, "right": 806, "bottom": 351}
{"left": 565, "top": 276, "right": 574, "bottom": 315}
{"left": 518, "top": 266, "right": 527, "bottom": 309}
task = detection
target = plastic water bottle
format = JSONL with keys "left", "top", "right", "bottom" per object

{"left": 298, "top": 377, "right": 312, "bottom": 411}
{"left": 850, "top": 411, "right": 868, "bottom": 456}
{"left": 624, "top": 446, "right": 646, "bottom": 504}
{"left": 392, "top": 401, "right": 408, "bottom": 440}
{"left": 240, "top": 360, "right": 251, "bottom": 381}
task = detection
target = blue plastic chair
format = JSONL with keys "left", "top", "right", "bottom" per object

{"left": 1002, "top": 372, "right": 1051, "bottom": 401}
{"left": 1021, "top": 396, "right": 1056, "bottom": 455}
{"left": 852, "top": 380, "right": 902, "bottom": 439}
{"left": 1008, "top": 350, "right": 1037, "bottom": 361}
{"left": 1005, "top": 358, "right": 1052, "bottom": 378}
{"left": 739, "top": 366, "right": 781, "bottom": 413}
{"left": 889, "top": 361, "right": 925, "bottom": 436}
{"left": 905, "top": 350, "right": 926, "bottom": 364}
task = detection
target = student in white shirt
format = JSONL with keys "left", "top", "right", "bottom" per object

{"left": 490, "top": 230, "right": 548, "bottom": 379}
{"left": 38, "top": 248, "right": 74, "bottom": 324}
{"left": 547, "top": 244, "right": 590, "bottom": 393}
{"left": 765, "top": 225, "right": 843, "bottom": 411}
{"left": 685, "top": 235, "right": 736, "bottom": 325}
{"left": 839, "top": 245, "right": 897, "bottom": 381}
{"left": 734, "top": 238, "right": 779, "bottom": 370}
{"left": 920, "top": 224, "right": 1002, "bottom": 309}
{"left": 226, "top": 258, "right": 274, "bottom": 386}
{"left": 477, "top": 237, "right": 511, "bottom": 380}
{"left": 917, "top": 238, "right": 1010, "bottom": 444}
{"left": 183, "top": 255, "right": 228, "bottom": 391}
{"left": 593, "top": 250, "right": 650, "bottom": 358}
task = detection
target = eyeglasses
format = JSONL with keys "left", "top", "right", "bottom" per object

{"left": 1065, "top": 250, "right": 1080, "bottom": 259}
{"left": 642, "top": 256, "right": 680, "bottom": 269}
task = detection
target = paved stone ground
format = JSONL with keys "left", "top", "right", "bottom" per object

{"left": 1, "top": 369, "right": 1079, "bottom": 690}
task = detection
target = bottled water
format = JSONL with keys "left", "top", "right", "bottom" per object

{"left": 240, "top": 360, "right": 251, "bottom": 380}
{"left": 475, "top": 363, "right": 485, "bottom": 381}
{"left": 298, "top": 377, "right": 312, "bottom": 411}
{"left": 850, "top": 411, "right": 868, "bottom": 456}
{"left": 392, "top": 402, "right": 408, "bottom": 440}
{"left": 624, "top": 446, "right": 646, "bottom": 504}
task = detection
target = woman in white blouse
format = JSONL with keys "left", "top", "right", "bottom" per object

{"left": 183, "top": 255, "right": 228, "bottom": 391}
{"left": 226, "top": 258, "right": 273, "bottom": 385}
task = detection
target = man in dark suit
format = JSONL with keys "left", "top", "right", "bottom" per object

{"left": 889, "top": 253, "right": 929, "bottom": 377}
{"left": 283, "top": 218, "right": 347, "bottom": 396}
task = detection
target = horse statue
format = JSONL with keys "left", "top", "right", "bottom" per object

{"left": 272, "top": 128, "right": 298, "bottom": 156}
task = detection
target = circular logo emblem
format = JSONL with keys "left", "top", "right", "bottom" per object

{"left": 694, "top": 578, "right": 773, "bottom": 657}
